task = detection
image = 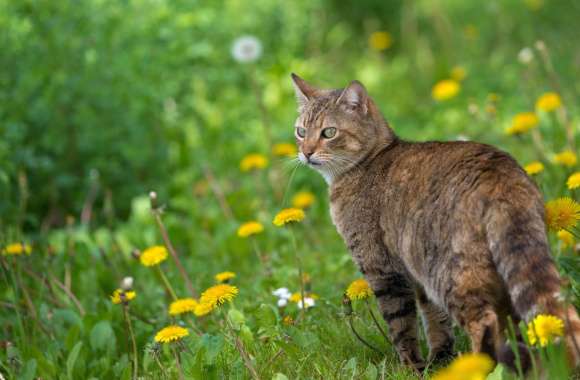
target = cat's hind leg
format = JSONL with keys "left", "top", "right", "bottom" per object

{"left": 416, "top": 287, "right": 455, "bottom": 365}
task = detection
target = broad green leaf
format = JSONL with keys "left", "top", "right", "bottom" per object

{"left": 66, "top": 342, "right": 83, "bottom": 380}
{"left": 89, "top": 320, "right": 115, "bottom": 351}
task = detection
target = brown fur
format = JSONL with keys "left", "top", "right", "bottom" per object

{"left": 291, "top": 74, "right": 580, "bottom": 370}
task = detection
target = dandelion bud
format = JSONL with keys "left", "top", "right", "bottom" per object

{"left": 149, "top": 191, "right": 158, "bottom": 210}
{"left": 121, "top": 276, "right": 134, "bottom": 291}
{"left": 342, "top": 294, "right": 353, "bottom": 316}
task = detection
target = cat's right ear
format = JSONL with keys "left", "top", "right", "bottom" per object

{"left": 291, "top": 73, "right": 318, "bottom": 111}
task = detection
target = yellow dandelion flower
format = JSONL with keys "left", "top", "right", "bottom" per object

{"left": 554, "top": 150, "right": 577, "bottom": 167}
{"left": 450, "top": 66, "right": 467, "bottom": 81}
{"left": 557, "top": 230, "right": 575, "bottom": 249}
{"left": 567, "top": 172, "right": 580, "bottom": 190}
{"left": 282, "top": 315, "right": 294, "bottom": 326}
{"left": 194, "top": 301, "right": 214, "bottom": 317}
{"left": 215, "top": 271, "right": 236, "bottom": 283}
{"left": 237, "top": 221, "right": 264, "bottom": 238}
{"left": 140, "top": 245, "right": 168, "bottom": 267}
{"left": 368, "top": 31, "right": 392, "bottom": 51}
{"left": 527, "top": 314, "right": 564, "bottom": 347}
{"left": 169, "top": 298, "right": 198, "bottom": 316}
{"left": 292, "top": 191, "right": 315, "bottom": 209}
{"left": 240, "top": 153, "right": 268, "bottom": 172}
{"left": 346, "top": 279, "right": 374, "bottom": 301}
{"left": 110, "top": 289, "right": 136, "bottom": 304}
{"left": 432, "top": 79, "right": 460, "bottom": 101}
{"left": 289, "top": 292, "right": 319, "bottom": 303}
{"left": 199, "top": 284, "right": 238, "bottom": 307}
{"left": 2, "top": 243, "right": 32, "bottom": 256}
{"left": 545, "top": 197, "right": 580, "bottom": 231}
{"left": 432, "top": 353, "right": 494, "bottom": 380}
{"left": 536, "top": 92, "right": 562, "bottom": 112}
{"left": 273, "top": 143, "right": 297, "bottom": 157}
{"left": 273, "top": 208, "right": 305, "bottom": 227}
{"left": 524, "top": 161, "right": 544, "bottom": 176}
{"left": 506, "top": 112, "right": 539, "bottom": 135}
{"left": 154, "top": 325, "right": 189, "bottom": 343}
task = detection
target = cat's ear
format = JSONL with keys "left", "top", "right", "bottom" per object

{"left": 291, "top": 73, "right": 318, "bottom": 110}
{"left": 337, "top": 80, "right": 368, "bottom": 114}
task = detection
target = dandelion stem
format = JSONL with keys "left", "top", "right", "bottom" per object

{"left": 202, "top": 163, "right": 235, "bottom": 221}
{"left": 347, "top": 315, "right": 383, "bottom": 355}
{"left": 289, "top": 226, "right": 306, "bottom": 321}
{"left": 224, "top": 317, "right": 261, "bottom": 380}
{"left": 47, "top": 271, "right": 86, "bottom": 316}
{"left": 150, "top": 193, "right": 197, "bottom": 298}
{"left": 365, "top": 300, "right": 389, "bottom": 344}
{"left": 172, "top": 345, "right": 185, "bottom": 380}
{"left": 123, "top": 303, "right": 139, "bottom": 380}
{"left": 156, "top": 266, "right": 178, "bottom": 301}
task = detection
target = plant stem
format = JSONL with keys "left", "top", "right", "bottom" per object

{"left": 347, "top": 315, "right": 383, "bottom": 355}
{"left": 172, "top": 346, "right": 185, "bottom": 380}
{"left": 289, "top": 227, "right": 306, "bottom": 321}
{"left": 123, "top": 303, "right": 138, "bottom": 380}
{"left": 365, "top": 299, "right": 389, "bottom": 344}
{"left": 224, "top": 317, "right": 261, "bottom": 380}
{"left": 156, "top": 266, "right": 178, "bottom": 301}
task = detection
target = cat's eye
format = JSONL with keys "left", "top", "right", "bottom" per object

{"left": 296, "top": 127, "right": 306, "bottom": 138}
{"left": 321, "top": 127, "right": 337, "bottom": 139}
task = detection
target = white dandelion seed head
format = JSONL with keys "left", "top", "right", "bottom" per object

{"left": 297, "top": 297, "right": 315, "bottom": 309}
{"left": 272, "top": 287, "right": 291, "bottom": 299}
{"left": 518, "top": 47, "right": 534, "bottom": 64}
{"left": 120, "top": 276, "right": 134, "bottom": 291}
{"left": 231, "top": 35, "right": 262, "bottom": 63}
{"left": 277, "top": 298, "right": 288, "bottom": 308}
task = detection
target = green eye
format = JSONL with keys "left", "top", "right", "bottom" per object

{"left": 296, "top": 127, "right": 306, "bottom": 138}
{"left": 321, "top": 127, "right": 337, "bottom": 138}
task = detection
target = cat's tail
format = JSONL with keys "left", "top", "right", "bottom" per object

{"left": 486, "top": 201, "right": 580, "bottom": 369}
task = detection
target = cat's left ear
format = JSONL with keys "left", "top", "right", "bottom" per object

{"left": 337, "top": 80, "right": 368, "bottom": 114}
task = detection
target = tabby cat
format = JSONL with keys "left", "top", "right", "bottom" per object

{"left": 290, "top": 73, "right": 580, "bottom": 371}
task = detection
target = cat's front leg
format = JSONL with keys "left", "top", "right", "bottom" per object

{"left": 366, "top": 270, "right": 425, "bottom": 371}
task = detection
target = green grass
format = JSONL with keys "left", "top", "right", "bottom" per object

{"left": 1, "top": 0, "right": 580, "bottom": 379}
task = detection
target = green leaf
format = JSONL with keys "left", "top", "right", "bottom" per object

{"left": 66, "top": 342, "right": 83, "bottom": 380}
{"left": 364, "top": 363, "right": 377, "bottom": 380}
{"left": 89, "top": 320, "right": 115, "bottom": 351}
{"left": 20, "top": 359, "right": 37, "bottom": 380}
{"left": 228, "top": 309, "right": 246, "bottom": 330}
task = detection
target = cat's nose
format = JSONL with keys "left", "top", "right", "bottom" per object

{"left": 303, "top": 150, "right": 314, "bottom": 158}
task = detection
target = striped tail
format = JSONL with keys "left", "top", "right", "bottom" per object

{"left": 486, "top": 202, "right": 580, "bottom": 367}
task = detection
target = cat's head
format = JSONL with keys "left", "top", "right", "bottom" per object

{"left": 290, "top": 73, "right": 394, "bottom": 183}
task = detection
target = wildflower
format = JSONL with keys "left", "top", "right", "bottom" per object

{"left": 154, "top": 325, "right": 189, "bottom": 343}
{"left": 215, "top": 271, "right": 236, "bottom": 283}
{"left": 368, "top": 31, "right": 392, "bottom": 51}
{"left": 139, "top": 246, "right": 168, "bottom": 267}
{"left": 231, "top": 35, "right": 262, "bottom": 63}
{"left": 536, "top": 92, "right": 562, "bottom": 112}
{"left": 169, "top": 298, "right": 198, "bottom": 316}
{"left": 282, "top": 315, "right": 294, "bottom": 325}
{"left": 557, "top": 230, "right": 575, "bottom": 249}
{"left": 545, "top": 197, "right": 580, "bottom": 231}
{"left": 518, "top": 47, "right": 534, "bottom": 64}
{"left": 120, "top": 276, "right": 134, "bottom": 291}
{"left": 346, "top": 279, "right": 374, "bottom": 301}
{"left": 297, "top": 297, "right": 316, "bottom": 309}
{"left": 195, "top": 284, "right": 239, "bottom": 316}
{"left": 524, "top": 161, "right": 544, "bottom": 175}
{"left": 450, "top": 66, "right": 467, "bottom": 81}
{"left": 237, "top": 221, "right": 264, "bottom": 238}
{"left": 277, "top": 298, "right": 288, "bottom": 308}
{"left": 554, "top": 150, "right": 577, "bottom": 167}
{"left": 432, "top": 79, "right": 460, "bottom": 101}
{"left": 273, "top": 208, "right": 305, "bottom": 226}
{"left": 273, "top": 143, "right": 297, "bottom": 157}
{"left": 289, "top": 292, "right": 319, "bottom": 303}
{"left": 432, "top": 353, "right": 494, "bottom": 380}
{"left": 506, "top": 112, "right": 538, "bottom": 135}
{"left": 527, "top": 314, "right": 564, "bottom": 347}
{"left": 111, "top": 289, "right": 136, "bottom": 304}
{"left": 2, "top": 243, "right": 32, "bottom": 256}
{"left": 272, "top": 287, "right": 292, "bottom": 300}
{"left": 240, "top": 153, "right": 268, "bottom": 172}
{"left": 292, "top": 191, "right": 315, "bottom": 209}
{"left": 567, "top": 172, "right": 580, "bottom": 190}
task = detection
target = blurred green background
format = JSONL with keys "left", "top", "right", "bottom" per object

{"left": 2, "top": 0, "right": 579, "bottom": 229}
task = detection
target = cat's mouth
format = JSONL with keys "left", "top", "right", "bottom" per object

{"left": 306, "top": 158, "right": 323, "bottom": 166}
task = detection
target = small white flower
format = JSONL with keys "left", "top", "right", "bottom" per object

{"left": 272, "top": 287, "right": 291, "bottom": 299}
{"left": 518, "top": 47, "right": 534, "bottom": 64}
{"left": 231, "top": 35, "right": 262, "bottom": 63}
{"left": 277, "top": 298, "right": 288, "bottom": 308}
{"left": 456, "top": 134, "right": 469, "bottom": 141}
{"left": 297, "top": 297, "right": 315, "bottom": 309}
{"left": 120, "top": 276, "right": 134, "bottom": 291}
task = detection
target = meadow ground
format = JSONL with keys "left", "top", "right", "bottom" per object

{"left": 1, "top": 1, "right": 580, "bottom": 379}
